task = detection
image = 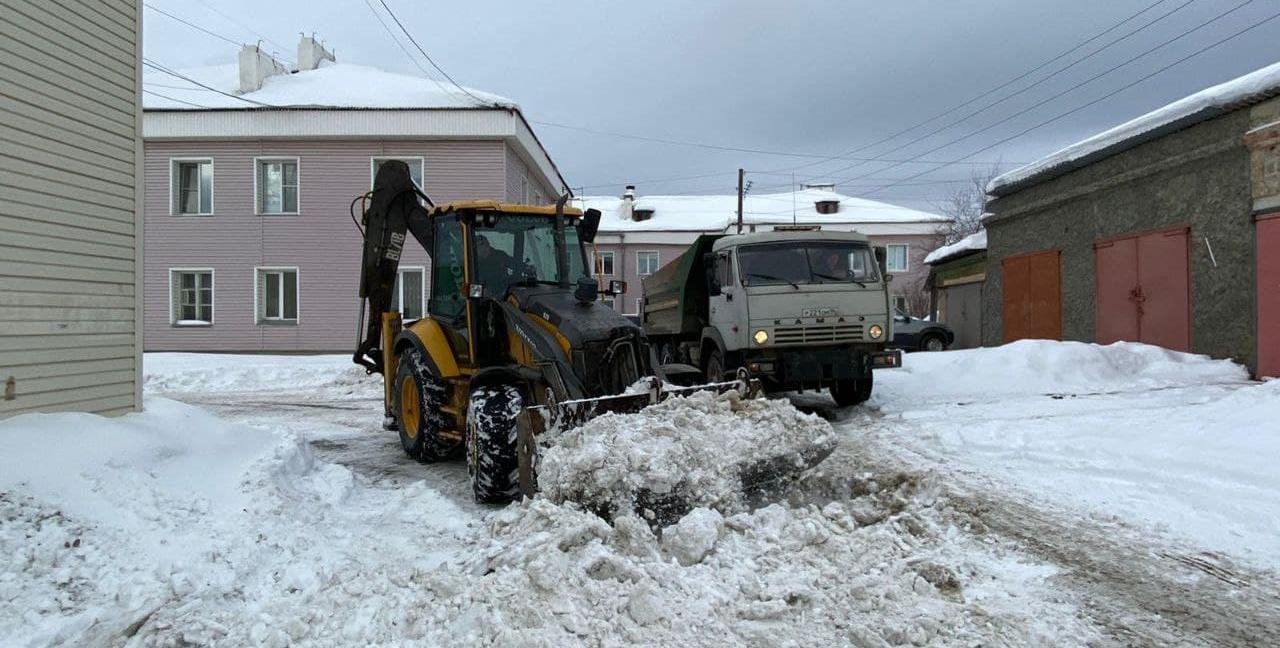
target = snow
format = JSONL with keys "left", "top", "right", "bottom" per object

{"left": 5, "top": 346, "right": 1278, "bottom": 643}
{"left": 990, "top": 60, "right": 1280, "bottom": 194}
{"left": 145, "top": 352, "right": 374, "bottom": 394}
{"left": 578, "top": 187, "right": 948, "bottom": 234}
{"left": 143, "top": 61, "right": 514, "bottom": 110}
{"left": 923, "top": 229, "right": 987, "bottom": 265}
{"left": 871, "top": 340, "right": 1280, "bottom": 567}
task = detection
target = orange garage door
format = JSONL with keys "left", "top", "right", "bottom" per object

{"left": 1002, "top": 249, "right": 1062, "bottom": 342}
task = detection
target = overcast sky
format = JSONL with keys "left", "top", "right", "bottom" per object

{"left": 144, "top": 0, "right": 1280, "bottom": 210}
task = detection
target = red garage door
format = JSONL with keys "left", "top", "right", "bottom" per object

{"left": 1002, "top": 249, "right": 1061, "bottom": 342}
{"left": 1093, "top": 227, "right": 1190, "bottom": 352}
{"left": 1259, "top": 213, "right": 1280, "bottom": 378}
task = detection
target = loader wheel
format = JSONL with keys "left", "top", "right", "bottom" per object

{"left": 394, "top": 348, "right": 461, "bottom": 463}
{"left": 465, "top": 384, "right": 523, "bottom": 504}
{"left": 831, "top": 373, "right": 874, "bottom": 408}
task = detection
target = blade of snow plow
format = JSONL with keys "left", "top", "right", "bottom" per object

{"left": 515, "top": 375, "right": 765, "bottom": 496}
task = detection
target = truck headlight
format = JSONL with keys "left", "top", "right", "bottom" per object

{"left": 868, "top": 325, "right": 884, "bottom": 340}
{"left": 753, "top": 329, "right": 769, "bottom": 345}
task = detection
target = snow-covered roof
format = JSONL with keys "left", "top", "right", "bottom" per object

{"left": 579, "top": 188, "right": 947, "bottom": 234}
{"left": 143, "top": 61, "right": 515, "bottom": 110}
{"left": 924, "top": 230, "right": 986, "bottom": 265}
{"left": 989, "top": 60, "right": 1280, "bottom": 196}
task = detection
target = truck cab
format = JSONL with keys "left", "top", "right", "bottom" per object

{"left": 643, "top": 228, "right": 901, "bottom": 406}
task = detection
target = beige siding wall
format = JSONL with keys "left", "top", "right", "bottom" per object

{"left": 0, "top": 0, "right": 142, "bottom": 417}
{"left": 505, "top": 145, "right": 558, "bottom": 204}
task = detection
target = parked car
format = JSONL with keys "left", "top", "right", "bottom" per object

{"left": 891, "top": 310, "right": 954, "bottom": 352}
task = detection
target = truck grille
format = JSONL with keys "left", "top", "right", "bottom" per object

{"left": 773, "top": 324, "right": 863, "bottom": 345}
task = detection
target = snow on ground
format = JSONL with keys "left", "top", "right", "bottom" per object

{"left": 144, "top": 352, "right": 374, "bottom": 395}
{"left": 6, "top": 343, "right": 1278, "bottom": 644}
{"left": 869, "top": 340, "right": 1279, "bottom": 567}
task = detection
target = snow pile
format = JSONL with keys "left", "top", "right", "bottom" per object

{"left": 877, "top": 339, "right": 1248, "bottom": 402}
{"left": 537, "top": 390, "right": 837, "bottom": 523}
{"left": 989, "top": 60, "right": 1280, "bottom": 193}
{"left": 924, "top": 230, "right": 986, "bottom": 265}
{"left": 145, "top": 352, "right": 377, "bottom": 394}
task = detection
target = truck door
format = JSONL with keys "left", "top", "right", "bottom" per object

{"left": 708, "top": 250, "right": 745, "bottom": 350}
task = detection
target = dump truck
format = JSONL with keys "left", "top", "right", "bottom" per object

{"left": 351, "top": 161, "right": 764, "bottom": 504}
{"left": 641, "top": 228, "right": 902, "bottom": 406}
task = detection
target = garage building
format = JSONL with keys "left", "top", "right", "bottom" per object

{"left": 984, "top": 61, "right": 1280, "bottom": 378}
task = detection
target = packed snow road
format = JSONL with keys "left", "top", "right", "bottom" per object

{"left": 2, "top": 343, "right": 1277, "bottom": 646}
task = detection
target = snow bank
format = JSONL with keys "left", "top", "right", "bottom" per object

{"left": 989, "top": 60, "right": 1280, "bottom": 194}
{"left": 924, "top": 230, "right": 986, "bottom": 265}
{"left": 145, "top": 352, "right": 377, "bottom": 394}
{"left": 877, "top": 339, "right": 1248, "bottom": 403}
{"left": 538, "top": 390, "right": 837, "bottom": 523}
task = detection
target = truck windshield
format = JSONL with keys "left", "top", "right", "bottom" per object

{"left": 473, "top": 215, "right": 587, "bottom": 293}
{"left": 738, "top": 241, "right": 881, "bottom": 287}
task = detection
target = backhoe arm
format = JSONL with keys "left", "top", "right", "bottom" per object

{"left": 353, "top": 160, "right": 434, "bottom": 373}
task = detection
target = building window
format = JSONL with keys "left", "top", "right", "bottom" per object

{"left": 520, "top": 175, "right": 530, "bottom": 203}
{"left": 392, "top": 267, "right": 426, "bottom": 320}
{"left": 602, "top": 295, "right": 616, "bottom": 310}
{"left": 371, "top": 157, "right": 425, "bottom": 190}
{"left": 171, "top": 159, "right": 213, "bottom": 215}
{"left": 257, "top": 267, "right": 299, "bottom": 323}
{"left": 637, "top": 250, "right": 660, "bottom": 276}
{"left": 257, "top": 158, "right": 299, "bottom": 214}
{"left": 627, "top": 298, "right": 642, "bottom": 316}
{"left": 170, "top": 269, "right": 213, "bottom": 325}
{"left": 594, "top": 251, "right": 616, "bottom": 276}
{"left": 886, "top": 244, "right": 909, "bottom": 272}
{"left": 893, "top": 295, "right": 908, "bottom": 313}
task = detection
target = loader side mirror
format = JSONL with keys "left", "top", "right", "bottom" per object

{"left": 580, "top": 208, "right": 601, "bottom": 243}
{"left": 608, "top": 279, "right": 627, "bottom": 296}
{"left": 703, "top": 253, "right": 721, "bottom": 296}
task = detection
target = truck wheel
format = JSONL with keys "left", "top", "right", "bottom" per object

{"left": 465, "top": 384, "right": 523, "bottom": 504}
{"left": 831, "top": 372, "right": 874, "bottom": 407}
{"left": 921, "top": 334, "right": 946, "bottom": 352}
{"left": 704, "top": 348, "right": 725, "bottom": 382}
{"left": 394, "top": 348, "right": 461, "bottom": 463}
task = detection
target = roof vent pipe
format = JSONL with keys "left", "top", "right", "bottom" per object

{"left": 622, "top": 185, "right": 636, "bottom": 220}
{"left": 297, "top": 33, "right": 335, "bottom": 71}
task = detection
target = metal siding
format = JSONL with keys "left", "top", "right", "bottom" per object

{"left": 1135, "top": 229, "right": 1191, "bottom": 352}
{"left": 143, "top": 139, "right": 506, "bottom": 351}
{"left": 1259, "top": 214, "right": 1280, "bottom": 378}
{"left": 0, "top": 0, "right": 140, "bottom": 418}
{"left": 1002, "top": 250, "right": 1061, "bottom": 342}
{"left": 1094, "top": 238, "right": 1140, "bottom": 344}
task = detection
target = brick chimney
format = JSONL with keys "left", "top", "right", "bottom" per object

{"left": 237, "top": 44, "right": 287, "bottom": 94}
{"left": 297, "top": 34, "right": 335, "bottom": 71}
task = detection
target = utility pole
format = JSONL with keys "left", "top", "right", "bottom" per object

{"left": 736, "top": 168, "right": 745, "bottom": 234}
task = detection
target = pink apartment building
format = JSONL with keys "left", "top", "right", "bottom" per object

{"left": 578, "top": 185, "right": 949, "bottom": 317}
{"left": 142, "top": 38, "right": 567, "bottom": 352}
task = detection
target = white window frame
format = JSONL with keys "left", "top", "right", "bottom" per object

{"left": 370, "top": 157, "right": 425, "bottom": 190}
{"left": 254, "top": 156, "right": 301, "bottom": 216}
{"left": 520, "top": 174, "right": 530, "bottom": 204}
{"left": 893, "top": 295, "right": 908, "bottom": 314}
{"left": 169, "top": 157, "right": 214, "bottom": 216}
{"left": 254, "top": 266, "right": 300, "bottom": 324}
{"left": 636, "top": 250, "right": 660, "bottom": 276}
{"left": 393, "top": 266, "right": 427, "bottom": 319}
{"left": 886, "top": 244, "right": 909, "bottom": 273}
{"left": 602, "top": 295, "right": 616, "bottom": 311}
{"left": 594, "top": 250, "right": 616, "bottom": 276}
{"left": 626, "top": 298, "right": 642, "bottom": 317}
{"left": 168, "top": 267, "right": 214, "bottom": 326}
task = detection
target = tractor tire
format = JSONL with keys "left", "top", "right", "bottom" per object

{"left": 704, "top": 348, "right": 725, "bottom": 383}
{"left": 831, "top": 372, "right": 874, "bottom": 408}
{"left": 394, "top": 348, "right": 461, "bottom": 463}
{"left": 465, "top": 384, "right": 523, "bottom": 504}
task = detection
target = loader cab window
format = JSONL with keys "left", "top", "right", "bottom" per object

{"left": 472, "top": 215, "right": 588, "bottom": 298}
{"left": 429, "top": 215, "right": 466, "bottom": 324}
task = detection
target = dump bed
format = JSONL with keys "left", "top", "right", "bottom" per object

{"left": 640, "top": 234, "right": 723, "bottom": 336}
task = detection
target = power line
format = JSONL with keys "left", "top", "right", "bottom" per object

{"left": 144, "top": 3, "right": 242, "bottom": 48}
{"left": 142, "top": 89, "right": 210, "bottom": 109}
{"left": 788, "top": 0, "right": 1205, "bottom": 183}
{"left": 360, "top": 0, "right": 471, "bottom": 104}
{"left": 861, "top": 8, "right": 1280, "bottom": 198}
{"left": 375, "top": 0, "right": 494, "bottom": 107}
{"left": 142, "top": 58, "right": 280, "bottom": 108}
{"left": 189, "top": 0, "right": 296, "bottom": 65}
{"left": 825, "top": 0, "right": 1256, "bottom": 190}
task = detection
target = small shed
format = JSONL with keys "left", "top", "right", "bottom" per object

{"left": 925, "top": 231, "right": 987, "bottom": 349}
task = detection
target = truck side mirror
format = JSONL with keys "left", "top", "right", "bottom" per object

{"left": 874, "top": 246, "right": 888, "bottom": 276}
{"left": 703, "top": 253, "right": 721, "bottom": 296}
{"left": 580, "top": 208, "right": 601, "bottom": 243}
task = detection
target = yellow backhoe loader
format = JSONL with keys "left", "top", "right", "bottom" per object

{"left": 352, "top": 161, "right": 755, "bottom": 503}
